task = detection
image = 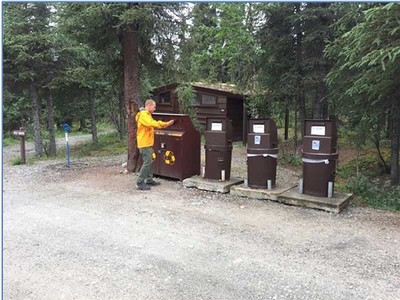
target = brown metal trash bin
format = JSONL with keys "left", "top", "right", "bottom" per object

{"left": 152, "top": 113, "right": 201, "bottom": 180}
{"left": 301, "top": 118, "right": 339, "bottom": 197}
{"left": 247, "top": 119, "right": 278, "bottom": 188}
{"left": 204, "top": 118, "right": 233, "bottom": 181}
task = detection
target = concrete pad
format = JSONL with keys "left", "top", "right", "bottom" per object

{"left": 183, "top": 176, "right": 244, "bottom": 193}
{"left": 230, "top": 184, "right": 295, "bottom": 201}
{"left": 278, "top": 187, "right": 353, "bottom": 213}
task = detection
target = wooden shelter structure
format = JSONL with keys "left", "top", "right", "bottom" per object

{"left": 151, "top": 82, "right": 247, "bottom": 141}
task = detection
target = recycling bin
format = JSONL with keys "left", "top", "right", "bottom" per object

{"left": 301, "top": 118, "right": 339, "bottom": 197}
{"left": 152, "top": 113, "right": 201, "bottom": 180}
{"left": 204, "top": 118, "right": 233, "bottom": 181}
{"left": 247, "top": 118, "right": 278, "bottom": 188}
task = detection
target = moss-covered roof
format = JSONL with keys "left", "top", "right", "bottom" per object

{"left": 190, "top": 82, "right": 240, "bottom": 94}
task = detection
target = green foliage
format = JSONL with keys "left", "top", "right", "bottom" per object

{"left": 256, "top": 3, "right": 298, "bottom": 117}
{"left": 72, "top": 132, "right": 126, "bottom": 157}
{"left": 2, "top": 91, "right": 31, "bottom": 132}
{"left": 278, "top": 138, "right": 302, "bottom": 167}
{"left": 245, "top": 94, "right": 272, "bottom": 119}
{"left": 326, "top": 3, "right": 400, "bottom": 185}
{"left": 187, "top": 3, "right": 260, "bottom": 88}
{"left": 337, "top": 153, "right": 382, "bottom": 179}
{"left": 3, "top": 136, "right": 19, "bottom": 147}
{"left": 176, "top": 83, "right": 203, "bottom": 132}
{"left": 3, "top": 3, "right": 400, "bottom": 187}
{"left": 345, "top": 175, "right": 400, "bottom": 211}
{"left": 281, "top": 154, "right": 302, "bottom": 167}
{"left": 11, "top": 156, "right": 24, "bottom": 166}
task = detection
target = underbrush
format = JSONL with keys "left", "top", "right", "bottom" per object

{"left": 3, "top": 135, "right": 20, "bottom": 146}
{"left": 11, "top": 156, "right": 24, "bottom": 165}
{"left": 279, "top": 138, "right": 302, "bottom": 168}
{"left": 344, "top": 175, "right": 400, "bottom": 211}
{"left": 337, "top": 148, "right": 399, "bottom": 211}
{"left": 72, "top": 133, "right": 126, "bottom": 157}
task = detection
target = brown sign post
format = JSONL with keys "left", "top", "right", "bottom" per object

{"left": 12, "top": 127, "right": 26, "bottom": 164}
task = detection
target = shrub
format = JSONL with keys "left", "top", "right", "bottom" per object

{"left": 345, "top": 175, "right": 400, "bottom": 211}
{"left": 281, "top": 154, "right": 302, "bottom": 167}
{"left": 11, "top": 156, "right": 23, "bottom": 165}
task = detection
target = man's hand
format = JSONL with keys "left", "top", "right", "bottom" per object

{"left": 167, "top": 120, "right": 174, "bottom": 127}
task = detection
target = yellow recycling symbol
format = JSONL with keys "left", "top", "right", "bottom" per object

{"left": 164, "top": 150, "right": 176, "bottom": 165}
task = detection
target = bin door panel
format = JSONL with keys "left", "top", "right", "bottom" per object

{"left": 158, "top": 136, "right": 182, "bottom": 179}
{"left": 247, "top": 134, "right": 274, "bottom": 149}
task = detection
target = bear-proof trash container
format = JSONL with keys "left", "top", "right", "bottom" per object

{"left": 301, "top": 118, "right": 338, "bottom": 197}
{"left": 247, "top": 118, "right": 278, "bottom": 189}
{"left": 152, "top": 113, "right": 200, "bottom": 180}
{"left": 204, "top": 118, "right": 233, "bottom": 181}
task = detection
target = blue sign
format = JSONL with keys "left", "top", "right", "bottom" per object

{"left": 63, "top": 124, "right": 71, "bottom": 133}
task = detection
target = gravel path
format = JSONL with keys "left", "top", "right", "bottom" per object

{"left": 3, "top": 137, "right": 400, "bottom": 300}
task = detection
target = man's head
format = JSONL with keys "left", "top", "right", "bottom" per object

{"left": 145, "top": 99, "right": 156, "bottom": 113}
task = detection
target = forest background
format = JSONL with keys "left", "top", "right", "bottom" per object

{"left": 3, "top": 2, "right": 400, "bottom": 210}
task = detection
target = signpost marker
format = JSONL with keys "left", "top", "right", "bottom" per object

{"left": 63, "top": 124, "right": 71, "bottom": 167}
{"left": 12, "top": 128, "right": 26, "bottom": 164}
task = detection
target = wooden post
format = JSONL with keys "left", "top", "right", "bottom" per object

{"left": 13, "top": 128, "right": 26, "bottom": 164}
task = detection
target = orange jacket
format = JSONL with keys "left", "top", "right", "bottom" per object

{"left": 135, "top": 110, "right": 170, "bottom": 148}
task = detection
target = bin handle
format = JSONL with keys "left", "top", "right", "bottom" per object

{"left": 302, "top": 158, "right": 329, "bottom": 164}
{"left": 247, "top": 153, "right": 278, "bottom": 159}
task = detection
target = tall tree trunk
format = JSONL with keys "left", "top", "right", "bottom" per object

{"left": 31, "top": 82, "right": 43, "bottom": 156}
{"left": 372, "top": 118, "right": 389, "bottom": 174}
{"left": 122, "top": 21, "right": 140, "bottom": 173}
{"left": 314, "top": 71, "right": 327, "bottom": 119}
{"left": 386, "top": 112, "right": 391, "bottom": 139}
{"left": 313, "top": 4, "right": 331, "bottom": 119}
{"left": 284, "top": 106, "right": 289, "bottom": 140}
{"left": 390, "top": 100, "right": 400, "bottom": 185}
{"left": 119, "top": 91, "right": 125, "bottom": 141}
{"left": 294, "top": 3, "right": 306, "bottom": 138}
{"left": 46, "top": 89, "right": 56, "bottom": 156}
{"left": 79, "top": 118, "right": 87, "bottom": 131}
{"left": 294, "top": 103, "right": 298, "bottom": 153}
{"left": 88, "top": 90, "right": 98, "bottom": 144}
{"left": 298, "top": 89, "right": 306, "bottom": 138}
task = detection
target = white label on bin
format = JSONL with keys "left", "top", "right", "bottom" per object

{"left": 211, "top": 122, "right": 222, "bottom": 131}
{"left": 312, "top": 140, "right": 320, "bottom": 150}
{"left": 254, "top": 135, "right": 261, "bottom": 145}
{"left": 311, "top": 126, "right": 325, "bottom": 136}
{"left": 253, "top": 124, "right": 265, "bottom": 133}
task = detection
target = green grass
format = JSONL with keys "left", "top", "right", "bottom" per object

{"left": 71, "top": 132, "right": 126, "bottom": 157}
{"left": 281, "top": 154, "right": 302, "bottom": 167}
{"left": 11, "top": 156, "right": 24, "bottom": 165}
{"left": 26, "top": 131, "right": 126, "bottom": 165}
{"left": 3, "top": 135, "right": 20, "bottom": 146}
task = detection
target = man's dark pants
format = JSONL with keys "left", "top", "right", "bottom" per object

{"left": 137, "top": 147, "right": 153, "bottom": 184}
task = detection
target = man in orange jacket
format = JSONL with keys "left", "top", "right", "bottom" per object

{"left": 135, "top": 99, "right": 174, "bottom": 190}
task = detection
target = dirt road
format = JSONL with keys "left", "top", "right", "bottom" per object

{"left": 3, "top": 140, "right": 400, "bottom": 299}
